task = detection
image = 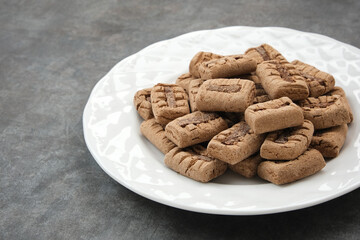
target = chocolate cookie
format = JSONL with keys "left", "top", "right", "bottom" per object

{"left": 326, "top": 86, "right": 353, "bottom": 123}
{"left": 196, "top": 78, "right": 255, "bottom": 112}
{"left": 175, "top": 72, "right": 196, "bottom": 93}
{"left": 228, "top": 153, "right": 263, "bottom": 178}
{"left": 133, "top": 88, "right": 153, "bottom": 120}
{"left": 257, "top": 148, "right": 326, "bottom": 185}
{"left": 151, "top": 83, "right": 190, "bottom": 126}
{"left": 189, "top": 51, "right": 223, "bottom": 78}
{"left": 244, "top": 43, "right": 288, "bottom": 64}
{"left": 311, "top": 124, "right": 348, "bottom": 158}
{"left": 256, "top": 60, "right": 309, "bottom": 100}
{"left": 198, "top": 56, "right": 257, "bottom": 80}
{"left": 245, "top": 97, "right": 304, "bottom": 134}
{"left": 165, "top": 111, "right": 228, "bottom": 148}
{"left": 188, "top": 79, "right": 204, "bottom": 112}
{"left": 260, "top": 120, "right": 314, "bottom": 160}
{"left": 164, "top": 145, "right": 227, "bottom": 182}
{"left": 207, "top": 121, "right": 266, "bottom": 165}
{"left": 140, "top": 119, "right": 176, "bottom": 154}
{"left": 292, "top": 60, "right": 335, "bottom": 97}
{"left": 297, "top": 95, "right": 351, "bottom": 129}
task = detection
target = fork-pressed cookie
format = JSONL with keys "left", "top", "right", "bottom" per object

{"left": 198, "top": 55, "right": 257, "bottom": 80}
{"left": 326, "top": 86, "right": 353, "bottom": 122}
{"left": 260, "top": 120, "right": 314, "bottom": 160}
{"left": 207, "top": 121, "right": 266, "bottom": 165}
{"left": 291, "top": 60, "right": 335, "bottom": 97}
{"left": 189, "top": 51, "right": 223, "bottom": 78}
{"left": 133, "top": 88, "right": 154, "bottom": 120}
{"left": 244, "top": 43, "right": 288, "bottom": 64}
{"left": 257, "top": 148, "right": 326, "bottom": 185}
{"left": 151, "top": 83, "right": 190, "bottom": 126}
{"left": 140, "top": 118, "right": 176, "bottom": 154}
{"left": 245, "top": 97, "right": 304, "bottom": 134}
{"left": 188, "top": 79, "right": 204, "bottom": 112}
{"left": 297, "top": 95, "right": 351, "bottom": 129}
{"left": 165, "top": 111, "right": 228, "bottom": 148}
{"left": 164, "top": 145, "right": 227, "bottom": 182}
{"left": 228, "top": 153, "right": 263, "bottom": 178}
{"left": 311, "top": 124, "right": 348, "bottom": 158}
{"left": 195, "top": 78, "right": 255, "bottom": 112}
{"left": 175, "top": 72, "right": 196, "bottom": 93}
{"left": 256, "top": 60, "right": 309, "bottom": 100}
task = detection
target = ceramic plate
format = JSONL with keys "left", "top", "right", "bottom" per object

{"left": 83, "top": 26, "right": 360, "bottom": 215}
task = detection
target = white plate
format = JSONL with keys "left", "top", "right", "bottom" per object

{"left": 83, "top": 26, "right": 360, "bottom": 215}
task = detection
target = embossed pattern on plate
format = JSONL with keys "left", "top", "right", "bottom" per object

{"left": 83, "top": 26, "right": 360, "bottom": 215}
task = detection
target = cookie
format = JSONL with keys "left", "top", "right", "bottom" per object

{"left": 291, "top": 60, "right": 335, "bottom": 97}
{"left": 140, "top": 119, "right": 176, "bottom": 154}
{"left": 256, "top": 60, "right": 309, "bottom": 101}
{"left": 244, "top": 43, "right": 288, "bottom": 64}
{"left": 189, "top": 51, "right": 223, "bottom": 78}
{"left": 311, "top": 124, "right": 348, "bottom": 158}
{"left": 260, "top": 120, "right": 314, "bottom": 160}
{"left": 151, "top": 83, "right": 190, "bottom": 126}
{"left": 164, "top": 145, "right": 227, "bottom": 182}
{"left": 326, "top": 86, "right": 353, "bottom": 122}
{"left": 165, "top": 111, "right": 228, "bottom": 148}
{"left": 257, "top": 148, "right": 326, "bottom": 185}
{"left": 297, "top": 95, "right": 351, "bottom": 129}
{"left": 245, "top": 97, "right": 304, "bottom": 134}
{"left": 198, "top": 56, "right": 257, "bottom": 80}
{"left": 188, "top": 79, "right": 204, "bottom": 112}
{"left": 228, "top": 153, "right": 263, "bottom": 178}
{"left": 195, "top": 78, "right": 255, "bottom": 112}
{"left": 207, "top": 121, "right": 266, "bottom": 165}
{"left": 133, "top": 88, "right": 153, "bottom": 120}
{"left": 175, "top": 72, "right": 196, "bottom": 93}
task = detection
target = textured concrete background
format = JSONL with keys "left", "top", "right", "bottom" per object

{"left": 1, "top": 0, "right": 359, "bottom": 239}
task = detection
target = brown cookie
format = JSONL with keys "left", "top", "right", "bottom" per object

{"left": 245, "top": 97, "right": 304, "bottom": 134}
{"left": 244, "top": 43, "right": 288, "bottom": 64}
{"left": 257, "top": 148, "right": 326, "bottom": 185}
{"left": 228, "top": 153, "right": 263, "bottom": 178}
{"left": 189, "top": 51, "right": 223, "bottom": 78}
{"left": 195, "top": 78, "right": 255, "bottom": 112}
{"left": 326, "top": 86, "right": 353, "bottom": 122}
{"left": 140, "top": 119, "right": 176, "bottom": 154}
{"left": 133, "top": 88, "right": 153, "bottom": 120}
{"left": 164, "top": 145, "right": 227, "bottom": 183}
{"left": 207, "top": 121, "right": 266, "bottom": 165}
{"left": 291, "top": 60, "right": 335, "bottom": 97}
{"left": 175, "top": 72, "right": 196, "bottom": 93}
{"left": 188, "top": 79, "right": 204, "bottom": 112}
{"left": 260, "top": 120, "right": 314, "bottom": 160}
{"left": 311, "top": 124, "right": 348, "bottom": 158}
{"left": 297, "top": 95, "right": 351, "bottom": 129}
{"left": 151, "top": 83, "right": 190, "bottom": 126}
{"left": 165, "top": 111, "right": 228, "bottom": 148}
{"left": 256, "top": 60, "right": 309, "bottom": 101}
{"left": 198, "top": 56, "right": 257, "bottom": 80}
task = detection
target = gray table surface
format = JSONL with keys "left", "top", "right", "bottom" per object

{"left": 1, "top": 0, "right": 360, "bottom": 239}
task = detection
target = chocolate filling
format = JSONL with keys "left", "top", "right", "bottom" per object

{"left": 164, "top": 87, "right": 176, "bottom": 108}
{"left": 178, "top": 113, "right": 218, "bottom": 127}
{"left": 255, "top": 46, "right": 270, "bottom": 61}
{"left": 302, "top": 73, "right": 327, "bottom": 87}
{"left": 274, "top": 62, "right": 295, "bottom": 82}
{"left": 253, "top": 101, "right": 290, "bottom": 112}
{"left": 274, "top": 129, "right": 292, "bottom": 144}
{"left": 207, "top": 84, "right": 242, "bottom": 93}
{"left": 223, "top": 123, "right": 251, "bottom": 145}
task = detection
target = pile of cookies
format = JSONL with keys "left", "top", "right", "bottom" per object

{"left": 134, "top": 44, "right": 353, "bottom": 185}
